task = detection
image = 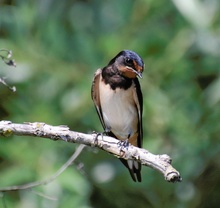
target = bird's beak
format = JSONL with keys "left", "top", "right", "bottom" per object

{"left": 133, "top": 69, "right": 142, "bottom": 78}
{"left": 126, "top": 66, "right": 143, "bottom": 78}
{"left": 136, "top": 71, "right": 142, "bottom": 78}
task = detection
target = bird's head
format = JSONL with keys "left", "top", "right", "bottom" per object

{"left": 108, "top": 50, "right": 144, "bottom": 79}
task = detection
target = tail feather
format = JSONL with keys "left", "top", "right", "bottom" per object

{"left": 120, "top": 158, "right": 142, "bottom": 182}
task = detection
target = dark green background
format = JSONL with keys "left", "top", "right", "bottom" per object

{"left": 0, "top": 0, "right": 220, "bottom": 207}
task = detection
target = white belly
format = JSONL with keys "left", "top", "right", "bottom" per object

{"left": 99, "top": 81, "right": 138, "bottom": 140}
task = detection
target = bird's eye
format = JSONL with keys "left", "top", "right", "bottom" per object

{"left": 125, "top": 58, "right": 133, "bottom": 66}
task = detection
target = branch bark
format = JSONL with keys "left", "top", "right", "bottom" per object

{"left": 0, "top": 120, "right": 182, "bottom": 183}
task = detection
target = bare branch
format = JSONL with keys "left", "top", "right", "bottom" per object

{"left": 0, "top": 120, "right": 182, "bottom": 183}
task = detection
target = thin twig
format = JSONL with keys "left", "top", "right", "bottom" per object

{"left": 0, "top": 49, "right": 16, "bottom": 92}
{"left": 29, "top": 189, "right": 58, "bottom": 201}
{"left": 0, "top": 144, "right": 85, "bottom": 192}
{"left": 0, "top": 49, "right": 16, "bottom": 67}
{"left": 0, "top": 77, "right": 16, "bottom": 92}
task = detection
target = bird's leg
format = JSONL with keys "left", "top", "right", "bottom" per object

{"left": 117, "top": 139, "right": 130, "bottom": 151}
{"left": 117, "top": 132, "right": 131, "bottom": 151}
{"left": 104, "top": 126, "right": 111, "bottom": 135}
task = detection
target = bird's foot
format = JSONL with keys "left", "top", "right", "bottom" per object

{"left": 92, "top": 131, "right": 102, "bottom": 146}
{"left": 117, "top": 139, "right": 130, "bottom": 151}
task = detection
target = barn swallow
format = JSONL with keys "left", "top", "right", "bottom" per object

{"left": 91, "top": 50, "right": 144, "bottom": 182}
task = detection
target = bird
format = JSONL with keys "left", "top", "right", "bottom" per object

{"left": 91, "top": 50, "right": 144, "bottom": 182}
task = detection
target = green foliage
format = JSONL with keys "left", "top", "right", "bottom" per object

{"left": 0, "top": 0, "right": 220, "bottom": 207}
